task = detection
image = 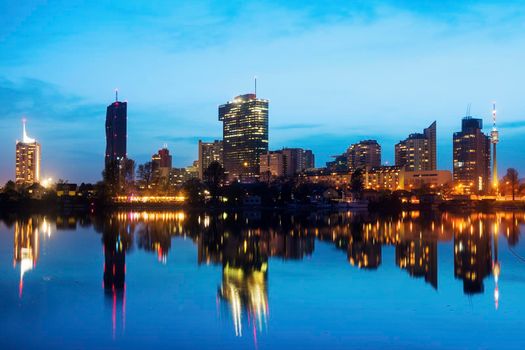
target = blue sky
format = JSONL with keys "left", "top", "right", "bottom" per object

{"left": 1, "top": 0, "right": 524, "bottom": 183}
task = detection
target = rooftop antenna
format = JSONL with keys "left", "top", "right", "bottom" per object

{"left": 465, "top": 103, "right": 472, "bottom": 117}
{"left": 115, "top": 88, "right": 118, "bottom": 102}
{"left": 254, "top": 76, "right": 257, "bottom": 97}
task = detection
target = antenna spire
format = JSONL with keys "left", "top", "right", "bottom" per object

{"left": 115, "top": 88, "right": 118, "bottom": 102}
{"left": 492, "top": 102, "right": 497, "bottom": 129}
{"left": 254, "top": 76, "right": 257, "bottom": 97}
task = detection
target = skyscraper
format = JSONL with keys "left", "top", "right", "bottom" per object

{"left": 219, "top": 93, "right": 269, "bottom": 181}
{"left": 152, "top": 146, "right": 173, "bottom": 185}
{"left": 16, "top": 119, "right": 41, "bottom": 185}
{"left": 347, "top": 140, "right": 381, "bottom": 171}
{"left": 105, "top": 92, "right": 127, "bottom": 168}
{"left": 395, "top": 121, "right": 436, "bottom": 172}
{"left": 198, "top": 140, "right": 223, "bottom": 179}
{"left": 453, "top": 117, "right": 491, "bottom": 193}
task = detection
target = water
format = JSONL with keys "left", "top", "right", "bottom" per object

{"left": 1, "top": 210, "right": 524, "bottom": 349}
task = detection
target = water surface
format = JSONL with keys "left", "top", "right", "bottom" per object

{"left": 1, "top": 210, "right": 524, "bottom": 349}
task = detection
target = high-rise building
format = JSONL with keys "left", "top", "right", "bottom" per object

{"left": 16, "top": 120, "right": 41, "bottom": 185}
{"left": 395, "top": 121, "right": 436, "bottom": 172}
{"left": 347, "top": 140, "right": 381, "bottom": 171}
{"left": 198, "top": 140, "right": 223, "bottom": 179}
{"left": 219, "top": 94, "right": 269, "bottom": 181}
{"left": 453, "top": 117, "right": 491, "bottom": 193}
{"left": 281, "top": 148, "right": 315, "bottom": 176}
{"left": 105, "top": 92, "right": 127, "bottom": 168}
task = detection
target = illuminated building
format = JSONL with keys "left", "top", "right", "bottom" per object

{"left": 365, "top": 166, "right": 403, "bottom": 191}
{"left": 219, "top": 93, "right": 269, "bottom": 181}
{"left": 396, "top": 239, "right": 438, "bottom": 289}
{"left": 395, "top": 121, "right": 436, "bottom": 171}
{"left": 403, "top": 170, "right": 452, "bottom": 190}
{"left": 15, "top": 119, "right": 41, "bottom": 185}
{"left": 453, "top": 117, "right": 491, "bottom": 193}
{"left": 198, "top": 140, "right": 223, "bottom": 179}
{"left": 347, "top": 140, "right": 381, "bottom": 171}
{"left": 105, "top": 91, "right": 127, "bottom": 178}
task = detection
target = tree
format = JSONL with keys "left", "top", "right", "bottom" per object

{"left": 3, "top": 180, "right": 16, "bottom": 192}
{"left": 503, "top": 168, "right": 519, "bottom": 201}
{"left": 182, "top": 178, "right": 205, "bottom": 205}
{"left": 204, "top": 161, "right": 226, "bottom": 203}
{"left": 350, "top": 168, "right": 364, "bottom": 200}
{"left": 137, "top": 162, "right": 153, "bottom": 190}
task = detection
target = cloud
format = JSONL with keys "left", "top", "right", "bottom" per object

{"left": 273, "top": 123, "right": 323, "bottom": 130}
{"left": 499, "top": 120, "right": 525, "bottom": 129}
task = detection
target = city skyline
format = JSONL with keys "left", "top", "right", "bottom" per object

{"left": 1, "top": 0, "right": 525, "bottom": 183}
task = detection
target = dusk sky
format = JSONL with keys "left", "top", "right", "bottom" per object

{"left": 1, "top": 0, "right": 524, "bottom": 184}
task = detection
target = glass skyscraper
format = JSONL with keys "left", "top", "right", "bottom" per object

{"left": 105, "top": 97, "right": 127, "bottom": 168}
{"left": 219, "top": 94, "right": 269, "bottom": 181}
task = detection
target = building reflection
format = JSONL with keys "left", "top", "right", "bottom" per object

{"left": 13, "top": 218, "right": 39, "bottom": 298}
{"left": 37, "top": 209, "right": 524, "bottom": 336}
{"left": 453, "top": 217, "right": 492, "bottom": 294}
{"left": 100, "top": 217, "right": 133, "bottom": 339}
{"left": 12, "top": 216, "right": 52, "bottom": 298}
{"left": 396, "top": 239, "right": 438, "bottom": 289}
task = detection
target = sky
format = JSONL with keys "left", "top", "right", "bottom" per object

{"left": 1, "top": 0, "right": 524, "bottom": 184}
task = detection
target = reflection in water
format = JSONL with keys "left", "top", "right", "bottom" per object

{"left": 9, "top": 210, "right": 524, "bottom": 339}
{"left": 100, "top": 217, "right": 133, "bottom": 339}
{"left": 12, "top": 217, "right": 52, "bottom": 298}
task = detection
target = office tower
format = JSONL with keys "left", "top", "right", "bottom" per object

{"left": 16, "top": 119, "right": 41, "bottom": 185}
{"left": 198, "top": 140, "right": 223, "bottom": 179}
{"left": 395, "top": 121, "right": 436, "bottom": 172}
{"left": 105, "top": 91, "right": 127, "bottom": 168}
{"left": 347, "top": 140, "right": 381, "bottom": 171}
{"left": 219, "top": 93, "right": 269, "bottom": 181}
{"left": 453, "top": 117, "right": 491, "bottom": 193}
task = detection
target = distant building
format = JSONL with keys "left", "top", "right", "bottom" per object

{"left": 152, "top": 146, "right": 172, "bottom": 185}
{"left": 403, "top": 170, "right": 452, "bottom": 190}
{"left": 395, "top": 121, "right": 436, "bottom": 172}
{"left": 105, "top": 93, "right": 127, "bottom": 167}
{"left": 260, "top": 151, "right": 286, "bottom": 178}
{"left": 198, "top": 140, "right": 223, "bottom": 179}
{"left": 16, "top": 120, "right": 41, "bottom": 185}
{"left": 347, "top": 140, "right": 381, "bottom": 171}
{"left": 326, "top": 154, "right": 348, "bottom": 172}
{"left": 453, "top": 117, "right": 491, "bottom": 193}
{"left": 260, "top": 148, "right": 315, "bottom": 180}
{"left": 364, "top": 166, "right": 403, "bottom": 191}
{"left": 219, "top": 93, "right": 269, "bottom": 181}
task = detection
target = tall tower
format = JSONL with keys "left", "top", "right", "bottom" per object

{"left": 16, "top": 119, "right": 41, "bottom": 185}
{"left": 105, "top": 90, "right": 127, "bottom": 177}
{"left": 219, "top": 93, "right": 269, "bottom": 181}
{"left": 491, "top": 103, "right": 499, "bottom": 193}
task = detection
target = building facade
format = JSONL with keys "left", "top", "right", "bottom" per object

{"left": 347, "top": 140, "right": 381, "bottom": 171}
{"left": 198, "top": 140, "right": 223, "bottom": 179}
{"left": 105, "top": 96, "right": 127, "bottom": 167}
{"left": 219, "top": 94, "right": 269, "bottom": 181}
{"left": 260, "top": 151, "right": 286, "bottom": 178}
{"left": 395, "top": 121, "right": 436, "bottom": 172}
{"left": 16, "top": 120, "right": 41, "bottom": 185}
{"left": 152, "top": 146, "right": 173, "bottom": 186}
{"left": 453, "top": 117, "right": 491, "bottom": 193}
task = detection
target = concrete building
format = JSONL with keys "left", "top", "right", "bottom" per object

{"left": 347, "top": 140, "right": 381, "bottom": 171}
{"left": 198, "top": 140, "right": 223, "bottom": 179}
{"left": 395, "top": 121, "right": 437, "bottom": 172}
{"left": 16, "top": 120, "right": 41, "bottom": 185}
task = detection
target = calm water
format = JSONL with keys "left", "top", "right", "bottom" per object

{"left": 1, "top": 210, "right": 524, "bottom": 349}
